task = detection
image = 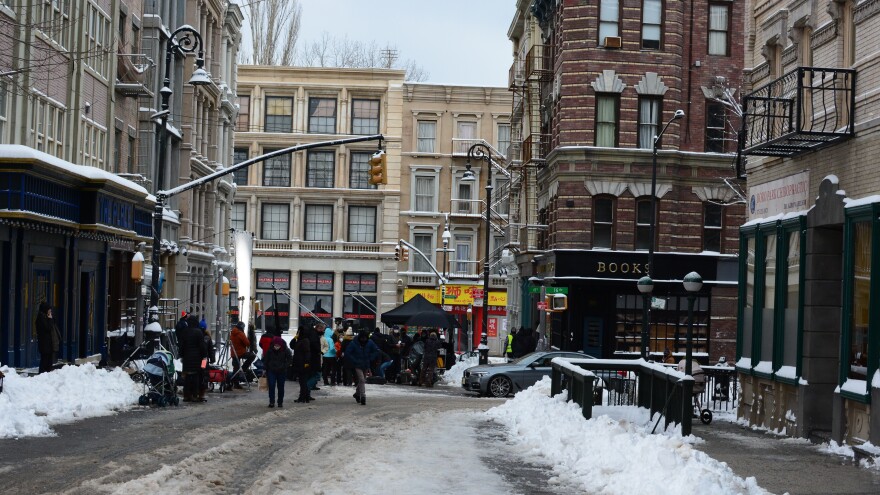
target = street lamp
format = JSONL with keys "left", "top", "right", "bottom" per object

{"left": 149, "top": 25, "right": 210, "bottom": 313}
{"left": 637, "top": 275, "right": 654, "bottom": 360}
{"left": 463, "top": 143, "right": 494, "bottom": 365}
{"left": 131, "top": 244, "right": 145, "bottom": 347}
{"left": 647, "top": 109, "right": 685, "bottom": 278}
{"left": 683, "top": 271, "right": 703, "bottom": 377}
{"left": 441, "top": 223, "right": 452, "bottom": 280}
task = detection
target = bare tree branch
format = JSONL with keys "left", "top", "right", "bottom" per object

{"left": 297, "top": 32, "right": 429, "bottom": 82}
{"left": 241, "top": 0, "right": 301, "bottom": 66}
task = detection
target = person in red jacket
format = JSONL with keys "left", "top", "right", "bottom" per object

{"left": 229, "top": 322, "right": 256, "bottom": 386}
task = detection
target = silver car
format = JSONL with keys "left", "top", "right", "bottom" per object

{"left": 461, "top": 351, "right": 591, "bottom": 398}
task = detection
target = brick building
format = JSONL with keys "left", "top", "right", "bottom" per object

{"left": 735, "top": 0, "right": 880, "bottom": 447}
{"left": 504, "top": 0, "right": 746, "bottom": 362}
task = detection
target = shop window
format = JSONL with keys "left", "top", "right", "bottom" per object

{"left": 615, "top": 292, "right": 710, "bottom": 357}
{"left": 846, "top": 220, "right": 871, "bottom": 381}
{"left": 739, "top": 235, "right": 756, "bottom": 366}
{"left": 759, "top": 233, "right": 777, "bottom": 367}
{"left": 256, "top": 270, "right": 291, "bottom": 334}
{"left": 781, "top": 227, "right": 802, "bottom": 372}
{"left": 300, "top": 271, "right": 334, "bottom": 327}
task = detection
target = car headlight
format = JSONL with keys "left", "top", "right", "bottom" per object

{"left": 471, "top": 371, "right": 489, "bottom": 377}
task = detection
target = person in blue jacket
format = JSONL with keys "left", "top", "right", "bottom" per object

{"left": 321, "top": 326, "right": 337, "bottom": 386}
{"left": 344, "top": 329, "right": 379, "bottom": 405}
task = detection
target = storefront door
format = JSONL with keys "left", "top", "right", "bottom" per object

{"left": 583, "top": 317, "right": 603, "bottom": 357}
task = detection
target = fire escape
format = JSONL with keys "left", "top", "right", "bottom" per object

{"left": 740, "top": 67, "right": 856, "bottom": 168}
{"left": 506, "top": 43, "right": 552, "bottom": 255}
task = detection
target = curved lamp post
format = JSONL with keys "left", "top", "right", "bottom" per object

{"left": 150, "top": 25, "right": 211, "bottom": 312}
{"left": 637, "top": 275, "right": 654, "bottom": 360}
{"left": 683, "top": 271, "right": 703, "bottom": 376}
{"left": 463, "top": 143, "right": 494, "bottom": 365}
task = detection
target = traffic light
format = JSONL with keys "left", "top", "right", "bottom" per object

{"left": 401, "top": 247, "right": 410, "bottom": 262}
{"left": 546, "top": 294, "right": 568, "bottom": 311}
{"left": 394, "top": 244, "right": 401, "bottom": 261}
{"left": 368, "top": 150, "right": 387, "bottom": 185}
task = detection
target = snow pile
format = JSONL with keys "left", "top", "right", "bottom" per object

{"left": 485, "top": 377, "right": 770, "bottom": 495}
{"left": 0, "top": 363, "right": 142, "bottom": 438}
{"left": 440, "top": 354, "right": 508, "bottom": 386}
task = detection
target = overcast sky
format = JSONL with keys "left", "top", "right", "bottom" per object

{"left": 240, "top": 0, "right": 515, "bottom": 88}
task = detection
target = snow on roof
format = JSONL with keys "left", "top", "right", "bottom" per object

{"left": 0, "top": 145, "right": 149, "bottom": 197}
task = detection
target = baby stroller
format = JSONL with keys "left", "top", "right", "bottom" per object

{"left": 678, "top": 359, "right": 712, "bottom": 425}
{"left": 138, "top": 350, "right": 180, "bottom": 407}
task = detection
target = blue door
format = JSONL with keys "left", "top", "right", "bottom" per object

{"left": 582, "top": 317, "right": 603, "bottom": 358}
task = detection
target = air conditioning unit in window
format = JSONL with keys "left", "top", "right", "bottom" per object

{"left": 604, "top": 36, "right": 622, "bottom": 48}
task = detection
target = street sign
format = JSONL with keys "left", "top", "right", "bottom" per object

{"left": 545, "top": 287, "right": 568, "bottom": 294}
{"left": 537, "top": 301, "right": 547, "bottom": 310}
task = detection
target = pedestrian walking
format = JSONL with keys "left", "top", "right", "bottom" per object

{"left": 292, "top": 327, "right": 313, "bottom": 403}
{"left": 264, "top": 336, "right": 292, "bottom": 408}
{"left": 345, "top": 329, "right": 379, "bottom": 405}
{"left": 321, "top": 325, "right": 337, "bottom": 385}
{"left": 34, "top": 302, "right": 61, "bottom": 374}
{"left": 339, "top": 327, "right": 355, "bottom": 386}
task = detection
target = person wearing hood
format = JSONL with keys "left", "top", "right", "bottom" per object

{"left": 34, "top": 302, "right": 61, "bottom": 373}
{"left": 180, "top": 314, "right": 209, "bottom": 402}
{"left": 264, "top": 336, "right": 292, "bottom": 408}
{"left": 321, "top": 326, "right": 337, "bottom": 386}
{"left": 345, "top": 329, "right": 379, "bottom": 405}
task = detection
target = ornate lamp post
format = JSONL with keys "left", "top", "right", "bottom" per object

{"left": 647, "top": 109, "right": 685, "bottom": 277}
{"left": 463, "top": 143, "right": 494, "bottom": 365}
{"left": 149, "top": 26, "right": 211, "bottom": 312}
{"left": 130, "top": 244, "right": 145, "bottom": 347}
{"left": 683, "top": 271, "right": 703, "bottom": 376}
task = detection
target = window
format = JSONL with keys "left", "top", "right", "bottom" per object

{"left": 118, "top": 11, "right": 126, "bottom": 46}
{"left": 81, "top": 120, "right": 107, "bottom": 169}
{"left": 497, "top": 123, "right": 511, "bottom": 155}
{"left": 454, "top": 234, "right": 473, "bottom": 275}
{"left": 599, "top": 0, "right": 620, "bottom": 42}
{"left": 414, "top": 175, "right": 436, "bottom": 212}
{"left": 847, "top": 220, "right": 871, "bottom": 380}
{"left": 348, "top": 206, "right": 377, "bottom": 243}
{"left": 761, "top": 233, "right": 777, "bottom": 365}
{"left": 741, "top": 235, "right": 756, "bottom": 364}
{"left": 413, "top": 232, "right": 434, "bottom": 273}
{"left": 127, "top": 135, "right": 135, "bottom": 172}
{"left": 300, "top": 272, "right": 334, "bottom": 326}
{"left": 31, "top": 96, "right": 65, "bottom": 158}
{"left": 131, "top": 23, "right": 140, "bottom": 55}
{"left": 265, "top": 96, "right": 293, "bottom": 132}
{"left": 457, "top": 121, "right": 477, "bottom": 140}
{"left": 262, "top": 150, "right": 290, "bottom": 187}
{"left": 782, "top": 228, "right": 801, "bottom": 370}
{"left": 417, "top": 120, "right": 436, "bottom": 153}
{"left": 233, "top": 148, "right": 248, "bottom": 185}
{"left": 84, "top": 2, "right": 112, "bottom": 79}
{"left": 705, "top": 102, "right": 728, "bottom": 153}
{"left": 306, "top": 150, "right": 334, "bottom": 188}
{"left": 595, "top": 94, "right": 618, "bottom": 147}
{"left": 350, "top": 151, "right": 376, "bottom": 189}
{"left": 351, "top": 99, "right": 379, "bottom": 134}
{"left": 641, "top": 0, "right": 662, "bottom": 50}
{"left": 114, "top": 129, "right": 122, "bottom": 173}
{"left": 254, "top": 270, "right": 290, "bottom": 334}
{"left": 305, "top": 204, "right": 333, "bottom": 241}
{"left": 231, "top": 203, "right": 246, "bottom": 231}
{"left": 261, "top": 203, "right": 289, "bottom": 240}
{"left": 637, "top": 97, "right": 661, "bottom": 149}
{"left": 708, "top": 3, "right": 730, "bottom": 56}
{"left": 635, "top": 198, "right": 653, "bottom": 250}
{"left": 615, "top": 293, "right": 710, "bottom": 356}
{"left": 308, "top": 98, "right": 336, "bottom": 133}
{"left": 703, "top": 203, "right": 723, "bottom": 252}
{"left": 494, "top": 176, "right": 510, "bottom": 215}
{"left": 235, "top": 96, "right": 250, "bottom": 132}
{"left": 36, "top": 0, "right": 71, "bottom": 48}
{"left": 0, "top": 81, "right": 7, "bottom": 140}
{"left": 593, "top": 197, "right": 614, "bottom": 249}
{"left": 457, "top": 181, "right": 474, "bottom": 214}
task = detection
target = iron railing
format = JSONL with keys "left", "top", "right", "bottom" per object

{"left": 741, "top": 67, "right": 856, "bottom": 157}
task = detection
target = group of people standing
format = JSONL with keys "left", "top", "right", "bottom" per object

{"left": 504, "top": 327, "right": 540, "bottom": 359}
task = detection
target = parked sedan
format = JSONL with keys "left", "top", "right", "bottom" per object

{"left": 462, "top": 351, "right": 591, "bottom": 398}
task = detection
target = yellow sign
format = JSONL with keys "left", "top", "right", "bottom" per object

{"left": 403, "top": 288, "right": 441, "bottom": 304}
{"left": 488, "top": 291, "right": 507, "bottom": 306}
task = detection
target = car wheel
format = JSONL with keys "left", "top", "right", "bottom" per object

{"left": 488, "top": 376, "right": 512, "bottom": 398}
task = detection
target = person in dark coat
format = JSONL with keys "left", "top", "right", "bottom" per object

{"left": 229, "top": 321, "right": 256, "bottom": 385}
{"left": 179, "top": 315, "right": 208, "bottom": 402}
{"left": 420, "top": 332, "right": 441, "bottom": 387}
{"left": 292, "top": 327, "right": 313, "bottom": 403}
{"left": 304, "top": 322, "right": 324, "bottom": 392}
{"left": 518, "top": 327, "right": 537, "bottom": 356}
{"left": 199, "top": 321, "right": 215, "bottom": 400}
{"left": 264, "top": 336, "right": 292, "bottom": 407}
{"left": 345, "top": 330, "right": 379, "bottom": 405}
{"left": 34, "top": 302, "right": 61, "bottom": 373}
{"left": 338, "top": 328, "right": 355, "bottom": 386}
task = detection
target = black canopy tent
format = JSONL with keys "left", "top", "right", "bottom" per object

{"left": 380, "top": 294, "right": 460, "bottom": 328}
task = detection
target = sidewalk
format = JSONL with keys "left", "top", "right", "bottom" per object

{"left": 692, "top": 419, "right": 880, "bottom": 495}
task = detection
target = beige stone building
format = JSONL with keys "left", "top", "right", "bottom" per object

{"left": 398, "top": 83, "right": 511, "bottom": 354}
{"left": 736, "top": 0, "right": 880, "bottom": 448}
{"left": 233, "top": 66, "right": 403, "bottom": 332}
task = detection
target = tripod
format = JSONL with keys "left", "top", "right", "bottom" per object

{"left": 218, "top": 328, "right": 251, "bottom": 390}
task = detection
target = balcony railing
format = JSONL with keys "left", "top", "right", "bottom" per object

{"left": 521, "top": 133, "right": 552, "bottom": 165}
{"left": 525, "top": 44, "right": 553, "bottom": 81}
{"left": 741, "top": 67, "right": 856, "bottom": 157}
{"left": 253, "top": 240, "right": 382, "bottom": 253}
{"left": 509, "top": 60, "right": 525, "bottom": 89}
